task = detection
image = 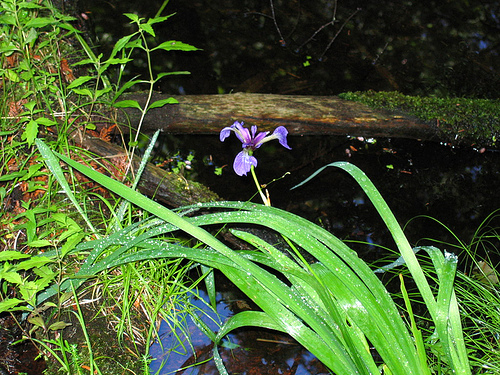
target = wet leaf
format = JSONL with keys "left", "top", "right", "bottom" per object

{"left": 148, "top": 97, "right": 178, "bottom": 109}
{"left": 152, "top": 40, "right": 199, "bottom": 52}
{"left": 48, "top": 321, "right": 72, "bottom": 331}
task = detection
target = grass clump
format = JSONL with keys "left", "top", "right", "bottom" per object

{"left": 375, "top": 210, "right": 500, "bottom": 374}
{"left": 42, "top": 147, "right": 472, "bottom": 374}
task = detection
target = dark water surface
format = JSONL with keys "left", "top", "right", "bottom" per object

{"left": 155, "top": 134, "right": 500, "bottom": 261}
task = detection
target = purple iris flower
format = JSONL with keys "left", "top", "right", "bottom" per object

{"left": 220, "top": 121, "right": 291, "bottom": 176}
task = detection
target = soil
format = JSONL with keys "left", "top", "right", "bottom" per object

{"left": 0, "top": 313, "right": 46, "bottom": 375}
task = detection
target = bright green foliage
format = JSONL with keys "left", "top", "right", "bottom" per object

{"left": 107, "top": 11, "right": 196, "bottom": 150}
{"left": 0, "top": 208, "right": 86, "bottom": 313}
{"left": 0, "top": 1, "right": 199, "bottom": 373}
{"left": 0, "top": 251, "right": 54, "bottom": 313}
{"left": 0, "top": 0, "right": 197, "bottom": 309}
{"left": 339, "top": 91, "right": 500, "bottom": 147}
{"left": 400, "top": 210, "right": 500, "bottom": 373}
{"left": 0, "top": 0, "right": 77, "bottom": 141}
{"left": 38, "top": 139, "right": 471, "bottom": 374}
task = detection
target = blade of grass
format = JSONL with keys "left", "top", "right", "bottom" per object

{"left": 35, "top": 139, "right": 98, "bottom": 235}
{"left": 400, "top": 273, "right": 431, "bottom": 374}
{"left": 113, "top": 129, "right": 161, "bottom": 228}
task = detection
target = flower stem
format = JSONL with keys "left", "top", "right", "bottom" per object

{"left": 251, "top": 165, "right": 270, "bottom": 206}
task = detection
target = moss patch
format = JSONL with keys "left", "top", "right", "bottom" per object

{"left": 339, "top": 91, "right": 500, "bottom": 147}
{"left": 43, "top": 303, "right": 147, "bottom": 375}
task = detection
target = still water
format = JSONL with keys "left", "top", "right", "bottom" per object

{"left": 149, "top": 287, "right": 331, "bottom": 375}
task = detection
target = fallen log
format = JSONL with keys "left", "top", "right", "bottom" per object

{"left": 117, "top": 92, "right": 439, "bottom": 141}
{"left": 72, "top": 132, "right": 220, "bottom": 207}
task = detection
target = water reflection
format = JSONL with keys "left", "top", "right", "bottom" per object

{"left": 149, "top": 289, "right": 331, "bottom": 375}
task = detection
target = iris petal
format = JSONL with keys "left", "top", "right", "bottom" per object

{"left": 251, "top": 125, "right": 257, "bottom": 138}
{"left": 272, "top": 126, "right": 292, "bottom": 149}
{"left": 252, "top": 131, "right": 270, "bottom": 149}
{"left": 233, "top": 150, "right": 257, "bottom": 176}
{"left": 220, "top": 126, "right": 233, "bottom": 141}
{"left": 233, "top": 122, "right": 251, "bottom": 144}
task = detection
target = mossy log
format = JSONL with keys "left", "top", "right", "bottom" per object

{"left": 72, "top": 132, "right": 219, "bottom": 207}
{"left": 117, "top": 92, "right": 439, "bottom": 140}
{"left": 115, "top": 92, "right": 500, "bottom": 147}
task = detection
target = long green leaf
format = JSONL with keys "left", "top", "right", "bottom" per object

{"left": 40, "top": 143, "right": 467, "bottom": 373}
{"left": 35, "top": 139, "right": 97, "bottom": 235}
{"left": 293, "top": 161, "right": 471, "bottom": 374}
{"left": 38, "top": 145, "right": 373, "bottom": 372}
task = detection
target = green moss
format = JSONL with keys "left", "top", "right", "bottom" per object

{"left": 43, "top": 305, "right": 147, "bottom": 375}
{"left": 339, "top": 91, "right": 500, "bottom": 147}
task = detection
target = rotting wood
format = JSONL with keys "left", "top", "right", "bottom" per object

{"left": 116, "top": 92, "right": 439, "bottom": 141}
{"left": 72, "top": 132, "right": 219, "bottom": 207}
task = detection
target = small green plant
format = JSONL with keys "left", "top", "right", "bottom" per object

{"left": 0, "top": 0, "right": 81, "bottom": 143}
{"left": 0, "top": 205, "right": 87, "bottom": 312}
{"left": 95, "top": 8, "right": 199, "bottom": 176}
{"left": 0, "top": 249, "right": 55, "bottom": 313}
{"left": 0, "top": 1, "right": 201, "bottom": 373}
{"left": 26, "top": 285, "right": 103, "bottom": 375}
{"left": 399, "top": 210, "right": 500, "bottom": 373}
